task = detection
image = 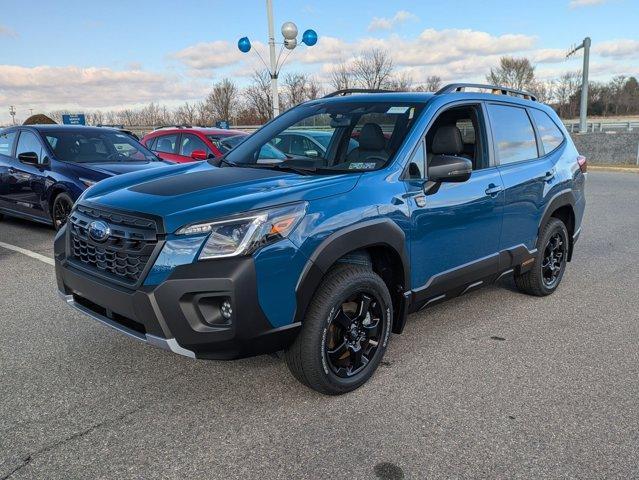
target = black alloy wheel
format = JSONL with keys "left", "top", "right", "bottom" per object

{"left": 324, "top": 292, "right": 385, "bottom": 378}
{"left": 52, "top": 193, "right": 73, "bottom": 230}
{"left": 542, "top": 231, "right": 566, "bottom": 288}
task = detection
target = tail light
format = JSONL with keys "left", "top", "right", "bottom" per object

{"left": 577, "top": 155, "right": 587, "bottom": 173}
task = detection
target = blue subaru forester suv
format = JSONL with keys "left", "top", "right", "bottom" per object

{"left": 55, "top": 85, "right": 586, "bottom": 394}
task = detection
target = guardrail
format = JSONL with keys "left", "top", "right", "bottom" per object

{"left": 563, "top": 120, "right": 639, "bottom": 133}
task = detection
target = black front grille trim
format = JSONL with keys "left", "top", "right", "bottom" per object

{"left": 68, "top": 204, "right": 162, "bottom": 288}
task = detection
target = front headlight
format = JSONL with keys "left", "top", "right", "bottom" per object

{"left": 177, "top": 202, "right": 307, "bottom": 260}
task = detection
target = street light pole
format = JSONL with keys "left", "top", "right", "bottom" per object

{"left": 9, "top": 106, "right": 16, "bottom": 125}
{"left": 266, "top": 0, "right": 279, "bottom": 117}
{"left": 567, "top": 37, "right": 591, "bottom": 134}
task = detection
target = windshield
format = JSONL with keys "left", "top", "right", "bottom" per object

{"left": 224, "top": 101, "right": 424, "bottom": 173}
{"left": 43, "top": 130, "right": 158, "bottom": 163}
{"left": 216, "top": 134, "right": 287, "bottom": 161}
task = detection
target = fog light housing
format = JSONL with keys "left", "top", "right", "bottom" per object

{"left": 220, "top": 299, "right": 233, "bottom": 320}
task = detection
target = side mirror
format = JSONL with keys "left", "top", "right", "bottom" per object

{"left": 191, "top": 149, "right": 208, "bottom": 160}
{"left": 428, "top": 155, "right": 472, "bottom": 183}
{"left": 18, "top": 151, "right": 39, "bottom": 166}
{"left": 304, "top": 149, "right": 319, "bottom": 158}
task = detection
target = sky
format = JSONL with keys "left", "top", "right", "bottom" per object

{"left": 0, "top": 0, "right": 638, "bottom": 123}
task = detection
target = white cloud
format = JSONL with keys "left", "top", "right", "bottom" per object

{"left": 0, "top": 64, "right": 207, "bottom": 122}
{"left": 368, "top": 10, "right": 418, "bottom": 32}
{"left": 569, "top": 0, "right": 610, "bottom": 8}
{"left": 0, "top": 25, "right": 17, "bottom": 38}
{"left": 170, "top": 41, "right": 244, "bottom": 70}
{"left": 594, "top": 39, "right": 639, "bottom": 58}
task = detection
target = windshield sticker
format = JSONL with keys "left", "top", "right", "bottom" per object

{"left": 349, "top": 162, "right": 377, "bottom": 170}
{"left": 387, "top": 106, "right": 410, "bottom": 114}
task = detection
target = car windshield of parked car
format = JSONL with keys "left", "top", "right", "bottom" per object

{"left": 43, "top": 130, "right": 158, "bottom": 163}
{"left": 224, "top": 101, "right": 424, "bottom": 173}
{"left": 216, "top": 135, "right": 287, "bottom": 160}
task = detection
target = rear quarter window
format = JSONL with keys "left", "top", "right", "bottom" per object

{"left": 530, "top": 109, "right": 565, "bottom": 154}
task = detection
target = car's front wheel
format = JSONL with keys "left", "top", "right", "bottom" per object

{"left": 52, "top": 192, "right": 73, "bottom": 231}
{"left": 514, "top": 217, "right": 569, "bottom": 296}
{"left": 285, "top": 264, "right": 393, "bottom": 395}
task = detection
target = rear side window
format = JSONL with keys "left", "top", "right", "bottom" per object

{"left": 154, "top": 134, "right": 178, "bottom": 153}
{"left": 487, "top": 104, "right": 538, "bottom": 165}
{"left": 0, "top": 131, "right": 16, "bottom": 156}
{"left": 145, "top": 137, "right": 157, "bottom": 150}
{"left": 530, "top": 109, "right": 565, "bottom": 154}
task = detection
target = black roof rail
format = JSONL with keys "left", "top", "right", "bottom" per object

{"left": 435, "top": 83, "right": 537, "bottom": 102}
{"left": 323, "top": 88, "right": 396, "bottom": 98}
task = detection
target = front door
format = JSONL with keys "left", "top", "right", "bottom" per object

{"left": 6, "top": 130, "right": 49, "bottom": 219}
{"left": 407, "top": 103, "right": 504, "bottom": 305}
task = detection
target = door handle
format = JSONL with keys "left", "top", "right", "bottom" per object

{"left": 8, "top": 167, "right": 16, "bottom": 173}
{"left": 485, "top": 184, "right": 503, "bottom": 197}
{"left": 543, "top": 169, "right": 556, "bottom": 182}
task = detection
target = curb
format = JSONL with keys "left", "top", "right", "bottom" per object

{"left": 588, "top": 165, "right": 639, "bottom": 173}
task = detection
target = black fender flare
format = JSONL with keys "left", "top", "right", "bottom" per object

{"left": 538, "top": 188, "right": 576, "bottom": 258}
{"left": 294, "top": 218, "right": 410, "bottom": 327}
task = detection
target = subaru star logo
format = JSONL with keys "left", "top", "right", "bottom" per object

{"left": 88, "top": 220, "right": 111, "bottom": 242}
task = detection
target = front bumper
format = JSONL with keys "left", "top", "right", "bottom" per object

{"left": 55, "top": 230, "right": 301, "bottom": 360}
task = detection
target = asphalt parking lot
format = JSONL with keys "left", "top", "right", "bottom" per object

{"left": 0, "top": 171, "right": 638, "bottom": 479}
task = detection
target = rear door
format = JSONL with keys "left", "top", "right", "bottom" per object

{"left": 486, "top": 103, "right": 554, "bottom": 254}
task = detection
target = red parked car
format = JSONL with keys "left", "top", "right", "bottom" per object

{"left": 141, "top": 126, "right": 247, "bottom": 163}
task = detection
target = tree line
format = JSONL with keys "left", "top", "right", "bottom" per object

{"left": 48, "top": 50, "right": 639, "bottom": 127}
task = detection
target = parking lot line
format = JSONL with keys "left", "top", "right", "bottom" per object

{"left": 0, "top": 241, "right": 54, "bottom": 266}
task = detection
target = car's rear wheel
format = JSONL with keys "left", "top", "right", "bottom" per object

{"left": 285, "top": 264, "right": 392, "bottom": 395}
{"left": 52, "top": 193, "right": 73, "bottom": 231}
{"left": 514, "top": 217, "right": 569, "bottom": 296}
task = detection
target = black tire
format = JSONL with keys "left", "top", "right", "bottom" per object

{"left": 285, "top": 264, "right": 393, "bottom": 395}
{"left": 514, "top": 217, "right": 569, "bottom": 296}
{"left": 51, "top": 192, "right": 74, "bottom": 231}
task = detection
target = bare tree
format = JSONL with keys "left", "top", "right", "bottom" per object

{"left": 555, "top": 71, "right": 581, "bottom": 118}
{"left": 174, "top": 102, "right": 199, "bottom": 125}
{"left": 306, "top": 76, "right": 322, "bottom": 100}
{"left": 487, "top": 57, "right": 536, "bottom": 91}
{"left": 388, "top": 71, "right": 413, "bottom": 91}
{"left": 330, "top": 61, "right": 354, "bottom": 91}
{"left": 203, "top": 78, "right": 238, "bottom": 123}
{"left": 244, "top": 70, "right": 274, "bottom": 122}
{"left": 425, "top": 75, "right": 442, "bottom": 92}
{"left": 352, "top": 48, "right": 394, "bottom": 89}
{"left": 283, "top": 73, "right": 308, "bottom": 108}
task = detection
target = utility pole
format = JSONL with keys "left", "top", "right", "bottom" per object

{"left": 266, "top": 0, "right": 279, "bottom": 117}
{"left": 9, "top": 106, "right": 16, "bottom": 125}
{"left": 567, "top": 37, "right": 591, "bottom": 133}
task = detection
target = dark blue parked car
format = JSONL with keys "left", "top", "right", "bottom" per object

{"left": 0, "top": 125, "right": 170, "bottom": 229}
{"left": 55, "top": 85, "right": 586, "bottom": 394}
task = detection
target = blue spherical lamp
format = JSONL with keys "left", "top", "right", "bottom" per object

{"left": 238, "top": 37, "right": 251, "bottom": 53}
{"left": 302, "top": 29, "right": 318, "bottom": 46}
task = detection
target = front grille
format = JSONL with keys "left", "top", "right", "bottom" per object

{"left": 69, "top": 205, "right": 159, "bottom": 285}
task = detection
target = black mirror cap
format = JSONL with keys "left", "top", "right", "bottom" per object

{"left": 427, "top": 155, "right": 472, "bottom": 183}
{"left": 18, "top": 151, "right": 39, "bottom": 166}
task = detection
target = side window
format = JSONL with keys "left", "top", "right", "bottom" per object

{"left": 487, "top": 104, "right": 538, "bottom": 165}
{"left": 16, "top": 131, "right": 44, "bottom": 162}
{"left": 179, "top": 134, "right": 209, "bottom": 157}
{"left": 530, "top": 109, "right": 565, "bottom": 154}
{"left": 154, "top": 134, "right": 178, "bottom": 154}
{"left": 145, "top": 137, "right": 157, "bottom": 150}
{"left": 0, "top": 131, "right": 16, "bottom": 156}
{"left": 424, "top": 104, "right": 487, "bottom": 171}
{"left": 407, "top": 141, "right": 426, "bottom": 179}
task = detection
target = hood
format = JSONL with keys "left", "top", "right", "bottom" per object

{"left": 81, "top": 161, "right": 359, "bottom": 233}
{"left": 76, "top": 160, "right": 171, "bottom": 176}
